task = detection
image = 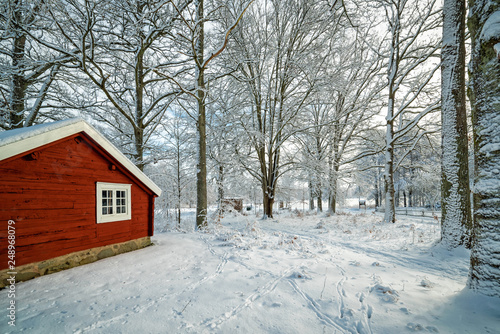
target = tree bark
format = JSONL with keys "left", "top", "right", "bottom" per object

{"left": 217, "top": 164, "right": 224, "bottom": 210}
{"left": 383, "top": 2, "right": 400, "bottom": 224}
{"left": 467, "top": 0, "right": 500, "bottom": 297}
{"left": 441, "top": 0, "right": 472, "bottom": 249}
{"left": 328, "top": 121, "right": 340, "bottom": 215}
{"left": 384, "top": 108, "right": 396, "bottom": 223}
{"left": 134, "top": 33, "right": 145, "bottom": 171}
{"left": 196, "top": 0, "right": 208, "bottom": 229}
{"left": 263, "top": 188, "right": 275, "bottom": 218}
{"left": 9, "top": 0, "right": 27, "bottom": 129}
{"left": 309, "top": 181, "right": 315, "bottom": 211}
{"left": 317, "top": 188, "right": 323, "bottom": 212}
{"left": 176, "top": 144, "right": 182, "bottom": 229}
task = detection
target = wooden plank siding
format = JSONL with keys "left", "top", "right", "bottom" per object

{"left": 0, "top": 133, "right": 155, "bottom": 270}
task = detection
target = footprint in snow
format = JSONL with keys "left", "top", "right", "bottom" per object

{"left": 420, "top": 278, "right": 434, "bottom": 288}
{"left": 400, "top": 307, "right": 411, "bottom": 314}
{"left": 407, "top": 322, "right": 439, "bottom": 333}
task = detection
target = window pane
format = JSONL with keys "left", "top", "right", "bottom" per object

{"left": 102, "top": 199, "right": 107, "bottom": 206}
{"left": 108, "top": 191, "right": 113, "bottom": 198}
{"left": 102, "top": 190, "right": 107, "bottom": 198}
{"left": 102, "top": 207, "right": 107, "bottom": 215}
{"left": 109, "top": 207, "right": 113, "bottom": 214}
{"left": 117, "top": 207, "right": 121, "bottom": 214}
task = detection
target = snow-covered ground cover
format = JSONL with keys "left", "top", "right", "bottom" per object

{"left": 2, "top": 209, "right": 499, "bottom": 333}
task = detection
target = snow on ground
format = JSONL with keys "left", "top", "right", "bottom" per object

{"left": 2, "top": 209, "right": 500, "bottom": 334}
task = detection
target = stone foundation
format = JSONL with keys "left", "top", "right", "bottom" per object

{"left": 0, "top": 236, "right": 151, "bottom": 288}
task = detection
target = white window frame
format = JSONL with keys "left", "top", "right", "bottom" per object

{"left": 96, "top": 182, "right": 132, "bottom": 223}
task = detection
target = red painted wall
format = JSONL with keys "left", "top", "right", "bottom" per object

{"left": 0, "top": 133, "right": 155, "bottom": 270}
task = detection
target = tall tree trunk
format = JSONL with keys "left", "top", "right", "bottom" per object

{"left": 383, "top": 4, "right": 399, "bottom": 224}
{"left": 467, "top": 0, "right": 500, "bottom": 297}
{"left": 195, "top": 0, "right": 208, "bottom": 229}
{"left": 134, "top": 61, "right": 145, "bottom": 170}
{"left": 441, "top": 0, "right": 472, "bottom": 249}
{"left": 133, "top": 1, "right": 147, "bottom": 171}
{"left": 10, "top": 0, "right": 27, "bottom": 129}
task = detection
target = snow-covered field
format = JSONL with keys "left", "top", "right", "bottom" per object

{"left": 2, "top": 209, "right": 499, "bottom": 334}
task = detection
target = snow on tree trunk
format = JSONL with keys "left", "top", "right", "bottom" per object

{"left": 328, "top": 164, "right": 337, "bottom": 215}
{"left": 217, "top": 164, "right": 224, "bottom": 213}
{"left": 383, "top": 2, "right": 399, "bottom": 224}
{"left": 309, "top": 181, "right": 315, "bottom": 211}
{"left": 196, "top": 0, "right": 208, "bottom": 229}
{"left": 384, "top": 116, "right": 396, "bottom": 224}
{"left": 441, "top": 0, "right": 472, "bottom": 249}
{"left": 379, "top": 0, "right": 441, "bottom": 223}
{"left": 384, "top": 39, "right": 397, "bottom": 224}
{"left": 263, "top": 190, "right": 274, "bottom": 219}
{"left": 9, "top": 0, "right": 27, "bottom": 129}
{"left": 467, "top": 0, "right": 500, "bottom": 297}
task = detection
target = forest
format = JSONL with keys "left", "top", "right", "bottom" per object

{"left": 1, "top": 0, "right": 499, "bottom": 303}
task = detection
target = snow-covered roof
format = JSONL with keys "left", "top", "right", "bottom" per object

{"left": 0, "top": 118, "right": 162, "bottom": 196}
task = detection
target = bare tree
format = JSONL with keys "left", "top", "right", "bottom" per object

{"left": 42, "top": 0, "right": 194, "bottom": 170}
{"left": 205, "top": 79, "right": 247, "bottom": 218}
{"left": 0, "top": 0, "right": 74, "bottom": 129}
{"left": 375, "top": 0, "right": 442, "bottom": 223}
{"left": 161, "top": 109, "right": 196, "bottom": 228}
{"left": 228, "top": 0, "right": 334, "bottom": 218}
{"left": 165, "top": 0, "right": 253, "bottom": 228}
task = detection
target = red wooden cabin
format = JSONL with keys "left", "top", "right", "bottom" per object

{"left": 0, "top": 119, "right": 161, "bottom": 275}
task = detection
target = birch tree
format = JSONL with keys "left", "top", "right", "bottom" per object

{"left": 440, "top": 0, "right": 472, "bottom": 248}
{"left": 467, "top": 0, "right": 500, "bottom": 298}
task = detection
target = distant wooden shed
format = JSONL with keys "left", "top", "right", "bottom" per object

{"left": 0, "top": 119, "right": 161, "bottom": 286}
